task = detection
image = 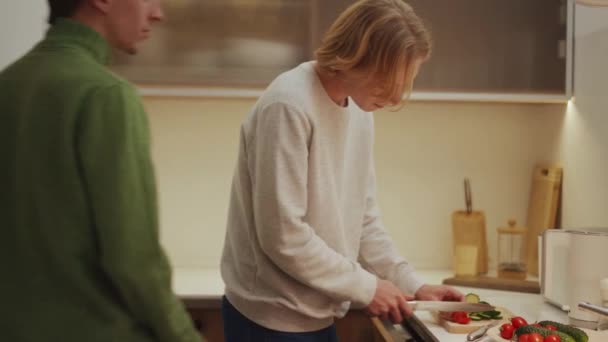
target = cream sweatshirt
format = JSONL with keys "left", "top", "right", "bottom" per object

{"left": 221, "top": 61, "right": 424, "bottom": 332}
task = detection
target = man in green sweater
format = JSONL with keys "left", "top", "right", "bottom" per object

{"left": 0, "top": 1, "right": 203, "bottom": 341}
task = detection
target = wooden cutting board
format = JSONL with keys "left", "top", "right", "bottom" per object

{"left": 525, "top": 164, "right": 562, "bottom": 276}
{"left": 433, "top": 307, "right": 514, "bottom": 334}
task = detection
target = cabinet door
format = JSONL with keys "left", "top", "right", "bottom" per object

{"left": 336, "top": 311, "right": 394, "bottom": 342}
{"left": 187, "top": 308, "right": 224, "bottom": 342}
{"left": 111, "top": 0, "right": 311, "bottom": 87}
{"left": 186, "top": 307, "right": 391, "bottom": 342}
{"left": 406, "top": 0, "right": 571, "bottom": 96}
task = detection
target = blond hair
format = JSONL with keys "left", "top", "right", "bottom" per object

{"left": 315, "top": 0, "right": 431, "bottom": 103}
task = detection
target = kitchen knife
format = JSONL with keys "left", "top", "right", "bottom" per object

{"left": 466, "top": 320, "right": 501, "bottom": 341}
{"left": 407, "top": 301, "right": 494, "bottom": 313}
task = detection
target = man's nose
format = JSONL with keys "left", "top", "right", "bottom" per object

{"left": 151, "top": 1, "right": 165, "bottom": 22}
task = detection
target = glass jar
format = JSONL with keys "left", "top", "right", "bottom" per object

{"left": 497, "top": 219, "right": 527, "bottom": 279}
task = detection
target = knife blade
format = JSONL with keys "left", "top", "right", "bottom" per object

{"left": 407, "top": 301, "right": 494, "bottom": 313}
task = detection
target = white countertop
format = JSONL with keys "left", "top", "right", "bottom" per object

{"left": 173, "top": 268, "right": 605, "bottom": 341}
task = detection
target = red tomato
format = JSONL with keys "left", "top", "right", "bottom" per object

{"left": 545, "top": 335, "right": 561, "bottom": 342}
{"left": 545, "top": 325, "right": 557, "bottom": 331}
{"left": 500, "top": 323, "right": 515, "bottom": 339}
{"left": 511, "top": 316, "right": 529, "bottom": 329}
{"left": 519, "top": 334, "right": 531, "bottom": 342}
{"left": 450, "top": 311, "right": 469, "bottom": 324}
{"left": 531, "top": 323, "right": 542, "bottom": 328}
{"left": 459, "top": 316, "right": 471, "bottom": 324}
{"left": 528, "top": 333, "right": 544, "bottom": 342}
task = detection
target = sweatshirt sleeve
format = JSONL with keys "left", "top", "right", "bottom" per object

{"left": 76, "top": 83, "right": 203, "bottom": 342}
{"left": 250, "top": 102, "right": 377, "bottom": 307}
{"left": 357, "top": 123, "right": 425, "bottom": 296}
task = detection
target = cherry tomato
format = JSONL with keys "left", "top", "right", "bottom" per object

{"left": 527, "top": 333, "right": 544, "bottom": 342}
{"left": 459, "top": 316, "right": 471, "bottom": 324}
{"left": 545, "top": 325, "right": 557, "bottom": 331}
{"left": 518, "top": 334, "right": 531, "bottom": 342}
{"left": 531, "top": 323, "right": 542, "bottom": 328}
{"left": 500, "top": 323, "right": 515, "bottom": 339}
{"left": 545, "top": 335, "right": 561, "bottom": 342}
{"left": 450, "top": 311, "right": 469, "bottom": 324}
{"left": 511, "top": 316, "right": 529, "bottom": 329}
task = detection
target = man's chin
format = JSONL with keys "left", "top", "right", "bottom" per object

{"left": 124, "top": 46, "right": 138, "bottom": 55}
{"left": 116, "top": 45, "right": 138, "bottom": 55}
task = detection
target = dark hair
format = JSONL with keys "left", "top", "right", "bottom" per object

{"left": 48, "top": 0, "right": 83, "bottom": 24}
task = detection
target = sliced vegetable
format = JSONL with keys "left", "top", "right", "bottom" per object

{"left": 464, "top": 294, "right": 503, "bottom": 321}
{"left": 465, "top": 293, "right": 481, "bottom": 303}
{"left": 450, "top": 311, "right": 470, "bottom": 324}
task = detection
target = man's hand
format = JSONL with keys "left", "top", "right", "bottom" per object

{"left": 414, "top": 284, "right": 464, "bottom": 302}
{"left": 366, "top": 279, "right": 415, "bottom": 323}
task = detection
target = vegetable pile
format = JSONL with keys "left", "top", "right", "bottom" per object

{"left": 497, "top": 317, "right": 589, "bottom": 342}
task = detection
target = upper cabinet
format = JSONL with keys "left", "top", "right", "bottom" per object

{"left": 111, "top": 0, "right": 313, "bottom": 87}
{"left": 406, "top": 0, "right": 573, "bottom": 101}
{"left": 113, "top": 0, "right": 573, "bottom": 103}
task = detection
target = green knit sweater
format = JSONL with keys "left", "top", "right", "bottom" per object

{"left": 0, "top": 19, "right": 202, "bottom": 342}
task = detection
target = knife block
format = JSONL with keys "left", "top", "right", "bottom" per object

{"left": 452, "top": 210, "right": 488, "bottom": 275}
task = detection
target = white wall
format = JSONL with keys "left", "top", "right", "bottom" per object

{"left": 0, "top": 1, "right": 47, "bottom": 69}
{"left": 558, "top": 5, "right": 608, "bottom": 228}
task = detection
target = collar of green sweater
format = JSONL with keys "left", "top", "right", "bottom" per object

{"left": 45, "top": 18, "right": 110, "bottom": 65}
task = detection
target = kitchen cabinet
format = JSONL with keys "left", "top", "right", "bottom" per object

{"left": 184, "top": 305, "right": 393, "bottom": 342}
{"left": 315, "top": 0, "right": 574, "bottom": 102}
{"left": 187, "top": 307, "right": 223, "bottom": 342}
{"left": 116, "top": 0, "right": 573, "bottom": 103}
{"left": 406, "top": 0, "right": 573, "bottom": 102}
{"left": 112, "top": 0, "right": 312, "bottom": 87}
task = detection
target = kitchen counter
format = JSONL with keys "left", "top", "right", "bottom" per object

{"left": 172, "top": 268, "right": 603, "bottom": 341}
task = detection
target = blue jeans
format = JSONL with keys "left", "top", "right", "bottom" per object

{"left": 221, "top": 296, "right": 339, "bottom": 342}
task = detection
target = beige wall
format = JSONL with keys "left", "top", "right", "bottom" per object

{"left": 145, "top": 97, "right": 565, "bottom": 270}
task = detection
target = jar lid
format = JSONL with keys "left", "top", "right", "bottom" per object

{"left": 497, "top": 219, "right": 526, "bottom": 234}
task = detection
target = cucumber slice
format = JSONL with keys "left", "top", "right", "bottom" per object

{"left": 485, "top": 310, "right": 502, "bottom": 317}
{"left": 464, "top": 293, "right": 480, "bottom": 303}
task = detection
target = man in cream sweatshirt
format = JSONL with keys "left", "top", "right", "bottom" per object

{"left": 221, "top": 1, "right": 463, "bottom": 341}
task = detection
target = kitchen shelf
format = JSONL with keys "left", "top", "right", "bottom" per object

{"left": 138, "top": 86, "right": 569, "bottom": 104}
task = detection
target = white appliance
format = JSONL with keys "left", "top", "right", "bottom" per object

{"left": 540, "top": 228, "right": 608, "bottom": 329}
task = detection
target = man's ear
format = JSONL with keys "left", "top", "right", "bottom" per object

{"left": 88, "top": 0, "right": 114, "bottom": 15}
